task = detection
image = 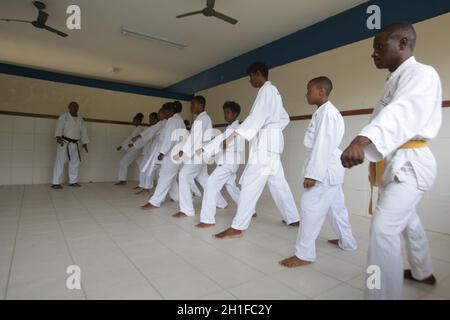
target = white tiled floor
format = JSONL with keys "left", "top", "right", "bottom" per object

{"left": 0, "top": 183, "right": 449, "bottom": 300}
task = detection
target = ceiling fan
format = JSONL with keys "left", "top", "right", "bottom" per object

{"left": 177, "top": 0, "right": 238, "bottom": 25}
{"left": 0, "top": 1, "right": 68, "bottom": 37}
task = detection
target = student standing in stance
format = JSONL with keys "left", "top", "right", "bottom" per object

{"left": 141, "top": 103, "right": 186, "bottom": 210}
{"left": 196, "top": 101, "right": 249, "bottom": 227}
{"left": 279, "top": 76, "right": 357, "bottom": 268}
{"left": 115, "top": 113, "right": 145, "bottom": 185}
{"left": 341, "top": 22, "right": 441, "bottom": 299}
{"left": 51, "top": 101, "right": 89, "bottom": 189}
{"left": 214, "top": 62, "right": 300, "bottom": 239}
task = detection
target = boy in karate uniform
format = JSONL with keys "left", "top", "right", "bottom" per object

{"left": 130, "top": 111, "right": 166, "bottom": 194}
{"left": 280, "top": 77, "right": 357, "bottom": 268}
{"left": 196, "top": 101, "right": 244, "bottom": 227}
{"left": 141, "top": 102, "right": 186, "bottom": 210}
{"left": 214, "top": 62, "right": 300, "bottom": 239}
{"left": 51, "top": 101, "right": 89, "bottom": 189}
{"left": 115, "top": 113, "right": 145, "bottom": 185}
{"left": 341, "top": 22, "right": 440, "bottom": 299}
{"left": 172, "top": 96, "right": 228, "bottom": 218}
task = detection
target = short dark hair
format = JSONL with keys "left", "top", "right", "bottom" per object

{"left": 247, "top": 61, "right": 269, "bottom": 78}
{"left": 378, "top": 21, "right": 416, "bottom": 50}
{"left": 223, "top": 101, "right": 241, "bottom": 116}
{"left": 192, "top": 96, "right": 206, "bottom": 109}
{"left": 68, "top": 101, "right": 79, "bottom": 108}
{"left": 161, "top": 102, "right": 175, "bottom": 112}
{"left": 309, "top": 76, "right": 333, "bottom": 96}
{"left": 134, "top": 113, "right": 144, "bottom": 121}
{"left": 149, "top": 112, "right": 158, "bottom": 120}
{"left": 173, "top": 100, "right": 182, "bottom": 113}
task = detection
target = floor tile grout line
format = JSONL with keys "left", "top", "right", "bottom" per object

{"left": 68, "top": 187, "right": 166, "bottom": 300}
{"left": 3, "top": 185, "right": 25, "bottom": 300}
{"left": 111, "top": 195, "right": 315, "bottom": 298}
{"left": 43, "top": 183, "right": 450, "bottom": 299}
{"left": 98, "top": 194, "right": 241, "bottom": 299}
{"left": 47, "top": 186, "right": 89, "bottom": 300}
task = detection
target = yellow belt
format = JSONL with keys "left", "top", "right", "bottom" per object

{"left": 368, "top": 140, "right": 428, "bottom": 214}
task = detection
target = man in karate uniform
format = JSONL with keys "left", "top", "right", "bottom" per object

{"left": 141, "top": 102, "right": 186, "bottom": 210}
{"left": 196, "top": 101, "right": 244, "bottom": 227}
{"left": 215, "top": 62, "right": 300, "bottom": 239}
{"left": 129, "top": 111, "right": 166, "bottom": 194}
{"left": 115, "top": 113, "right": 146, "bottom": 185}
{"left": 341, "top": 22, "right": 441, "bottom": 299}
{"left": 279, "top": 77, "right": 357, "bottom": 268}
{"left": 51, "top": 101, "right": 89, "bottom": 189}
{"left": 172, "top": 96, "right": 228, "bottom": 218}
{"left": 174, "top": 100, "right": 202, "bottom": 199}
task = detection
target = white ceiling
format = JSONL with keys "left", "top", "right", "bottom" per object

{"left": 0, "top": 0, "right": 367, "bottom": 89}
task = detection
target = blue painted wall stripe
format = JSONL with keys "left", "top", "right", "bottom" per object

{"left": 0, "top": 63, "right": 193, "bottom": 101}
{"left": 166, "top": 0, "right": 450, "bottom": 95}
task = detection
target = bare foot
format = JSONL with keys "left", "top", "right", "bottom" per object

{"left": 132, "top": 186, "right": 141, "bottom": 190}
{"left": 135, "top": 189, "right": 149, "bottom": 195}
{"left": 404, "top": 270, "right": 437, "bottom": 285}
{"left": 115, "top": 181, "right": 126, "bottom": 186}
{"left": 69, "top": 183, "right": 81, "bottom": 187}
{"left": 279, "top": 256, "right": 311, "bottom": 268}
{"left": 172, "top": 212, "right": 190, "bottom": 218}
{"left": 282, "top": 220, "right": 300, "bottom": 227}
{"left": 252, "top": 212, "right": 257, "bottom": 218}
{"left": 214, "top": 228, "right": 243, "bottom": 239}
{"left": 141, "top": 203, "right": 156, "bottom": 211}
{"left": 196, "top": 222, "right": 215, "bottom": 228}
{"left": 51, "top": 184, "right": 63, "bottom": 189}
{"left": 328, "top": 239, "right": 340, "bottom": 247}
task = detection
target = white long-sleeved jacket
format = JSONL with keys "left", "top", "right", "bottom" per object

{"left": 302, "top": 101, "right": 345, "bottom": 185}
{"left": 359, "top": 56, "right": 442, "bottom": 190}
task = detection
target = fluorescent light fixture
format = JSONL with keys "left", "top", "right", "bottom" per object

{"left": 121, "top": 27, "right": 188, "bottom": 49}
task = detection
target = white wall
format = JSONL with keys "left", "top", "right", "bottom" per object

{"left": 279, "top": 108, "right": 450, "bottom": 235}
{"left": 1, "top": 108, "right": 449, "bottom": 235}
{"left": 0, "top": 114, "right": 141, "bottom": 185}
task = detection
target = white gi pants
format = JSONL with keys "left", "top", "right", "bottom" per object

{"left": 178, "top": 163, "right": 228, "bottom": 216}
{"left": 148, "top": 158, "right": 181, "bottom": 207}
{"left": 295, "top": 182, "right": 357, "bottom": 262}
{"left": 117, "top": 148, "right": 141, "bottom": 181}
{"left": 231, "top": 153, "right": 299, "bottom": 230}
{"left": 367, "top": 166, "right": 433, "bottom": 300}
{"left": 200, "top": 164, "right": 240, "bottom": 224}
{"left": 52, "top": 142, "right": 81, "bottom": 185}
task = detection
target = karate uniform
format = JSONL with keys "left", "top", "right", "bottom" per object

{"left": 134, "top": 120, "right": 166, "bottom": 189}
{"left": 358, "top": 57, "right": 442, "bottom": 300}
{"left": 231, "top": 81, "right": 300, "bottom": 230}
{"left": 148, "top": 113, "right": 186, "bottom": 207}
{"left": 199, "top": 120, "right": 243, "bottom": 224}
{"left": 177, "top": 111, "right": 228, "bottom": 216}
{"left": 294, "top": 101, "right": 357, "bottom": 262}
{"left": 117, "top": 126, "right": 143, "bottom": 181}
{"left": 52, "top": 112, "right": 89, "bottom": 185}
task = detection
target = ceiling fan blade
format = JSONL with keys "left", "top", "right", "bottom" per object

{"left": 0, "top": 18, "right": 32, "bottom": 24}
{"left": 212, "top": 11, "right": 238, "bottom": 25}
{"left": 206, "top": 0, "right": 216, "bottom": 9}
{"left": 176, "top": 10, "right": 203, "bottom": 18}
{"left": 43, "top": 25, "right": 68, "bottom": 37}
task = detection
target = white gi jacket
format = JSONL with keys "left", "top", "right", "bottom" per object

{"left": 203, "top": 120, "right": 243, "bottom": 166}
{"left": 120, "top": 126, "right": 143, "bottom": 151}
{"left": 55, "top": 112, "right": 89, "bottom": 144}
{"left": 359, "top": 57, "right": 442, "bottom": 190}
{"left": 302, "top": 101, "right": 345, "bottom": 185}
{"left": 235, "top": 81, "right": 289, "bottom": 155}
{"left": 181, "top": 111, "right": 213, "bottom": 160}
